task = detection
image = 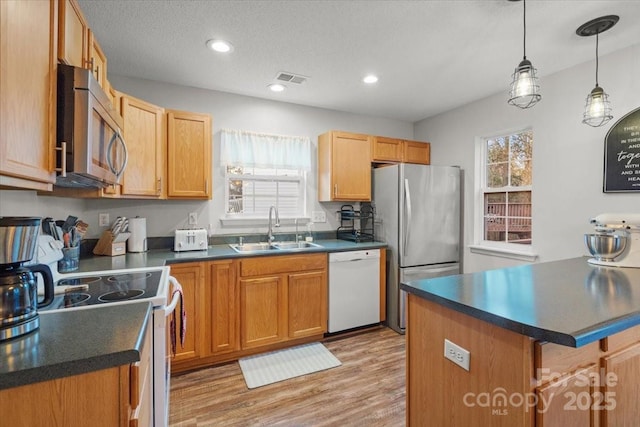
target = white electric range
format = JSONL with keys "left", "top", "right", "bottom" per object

{"left": 36, "top": 235, "right": 181, "bottom": 427}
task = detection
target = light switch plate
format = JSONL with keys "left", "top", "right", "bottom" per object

{"left": 444, "top": 339, "right": 470, "bottom": 371}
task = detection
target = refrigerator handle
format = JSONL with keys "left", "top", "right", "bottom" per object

{"left": 404, "top": 178, "right": 412, "bottom": 254}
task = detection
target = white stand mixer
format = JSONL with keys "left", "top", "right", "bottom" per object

{"left": 586, "top": 213, "right": 640, "bottom": 268}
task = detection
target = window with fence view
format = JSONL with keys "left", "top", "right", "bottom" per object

{"left": 483, "top": 130, "right": 532, "bottom": 244}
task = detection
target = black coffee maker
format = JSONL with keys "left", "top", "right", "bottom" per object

{"left": 0, "top": 217, "right": 54, "bottom": 341}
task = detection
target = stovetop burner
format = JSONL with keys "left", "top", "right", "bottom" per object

{"left": 39, "top": 269, "right": 164, "bottom": 311}
{"left": 58, "top": 276, "right": 101, "bottom": 286}
{"left": 99, "top": 289, "right": 145, "bottom": 302}
{"left": 61, "top": 292, "right": 91, "bottom": 307}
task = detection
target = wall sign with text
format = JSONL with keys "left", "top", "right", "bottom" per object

{"left": 604, "top": 106, "right": 640, "bottom": 192}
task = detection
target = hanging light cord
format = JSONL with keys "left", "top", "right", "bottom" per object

{"left": 595, "top": 33, "right": 599, "bottom": 86}
{"left": 522, "top": 0, "right": 527, "bottom": 59}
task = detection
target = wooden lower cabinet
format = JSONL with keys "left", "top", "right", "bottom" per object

{"left": 167, "top": 262, "right": 206, "bottom": 363}
{"left": 240, "top": 253, "right": 328, "bottom": 349}
{"left": 240, "top": 275, "right": 287, "bottom": 349}
{"left": 407, "top": 295, "right": 640, "bottom": 426}
{"left": 171, "top": 254, "right": 328, "bottom": 373}
{"left": 535, "top": 364, "right": 599, "bottom": 427}
{"left": 209, "top": 259, "right": 240, "bottom": 355}
{"left": 601, "top": 342, "right": 640, "bottom": 426}
{"left": 288, "top": 270, "right": 327, "bottom": 339}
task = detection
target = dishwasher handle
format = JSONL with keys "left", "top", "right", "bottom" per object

{"left": 329, "top": 249, "right": 380, "bottom": 263}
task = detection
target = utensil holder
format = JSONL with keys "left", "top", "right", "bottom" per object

{"left": 58, "top": 245, "right": 80, "bottom": 272}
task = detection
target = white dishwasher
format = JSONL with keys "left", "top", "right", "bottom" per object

{"left": 328, "top": 249, "right": 380, "bottom": 333}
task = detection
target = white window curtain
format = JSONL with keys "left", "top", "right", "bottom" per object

{"left": 220, "top": 129, "right": 311, "bottom": 170}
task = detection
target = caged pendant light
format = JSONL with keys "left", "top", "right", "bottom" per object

{"left": 577, "top": 15, "right": 619, "bottom": 127}
{"left": 507, "top": 0, "right": 541, "bottom": 109}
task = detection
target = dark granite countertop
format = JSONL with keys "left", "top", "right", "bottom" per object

{"left": 73, "top": 239, "right": 387, "bottom": 273}
{"left": 400, "top": 257, "right": 640, "bottom": 348}
{"left": 0, "top": 302, "right": 152, "bottom": 390}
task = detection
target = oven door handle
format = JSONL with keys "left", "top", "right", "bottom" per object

{"left": 164, "top": 276, "right": 182, "bottom": 317}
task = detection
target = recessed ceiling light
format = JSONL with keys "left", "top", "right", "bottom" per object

{"left": 268, "top": 83, "right": 286, "bottom": 92}
{"left": 206, "top": 39, "right": 234, "bottom": 53}
{"left": 363, "top": 74, "right": 379, "bottom": 84}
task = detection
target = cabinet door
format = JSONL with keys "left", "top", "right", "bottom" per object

{"left": 168, "top": 263, "right": 205, "bottom": 363}
{"left": 240, "top": 276, "right": 287, "bottom": 349}
{"left": 0, "top": 0, "right": 57, "bottom": 191}
{"left": 288, "top": 270, "right": 327, "bottom": 339}
{"left": 535, "top": 364, "right": 599, "bottom": 427}
{"left": 601, "top": 342, "right": 640, "bottom": 426}
{"left": 319, "top": 131, "right": 371, "bottom": 201}
{"left": 209, "top": 260, "right": 239, "bottom": 355}
{"left": 372, "top": 136, "right": 403, "bottom": 162}
{"left": 87, "top": 29, "right": 107, "bottom": 89}
{"left": 403, "top": 140, "right": 431, "bottom": 164}
{"left": 120, "top": 94, "right": 165, "bottom": 197}
{"left": 57, "top": 0, "right": 87, "bottom": 67}
{"left": 166, "top": 110, "right": 212, "bottom": 199}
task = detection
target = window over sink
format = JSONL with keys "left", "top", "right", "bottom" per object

{"left": 221, "top": 129, "right": 311, "bottom": 219}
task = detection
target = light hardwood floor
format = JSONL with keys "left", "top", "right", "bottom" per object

{"left": 169, "top": 326, "right": 406, "bottom": 426}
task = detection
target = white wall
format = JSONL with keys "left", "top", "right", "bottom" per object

{"left": 415, "top": 44, "right": 640, "bottom": 273}
{"left": 0, "top": 81, "right": 413, "bottom": 239}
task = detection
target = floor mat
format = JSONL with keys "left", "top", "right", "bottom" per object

{"left": 238, "top": 342, "right": 341, "bottom": 389}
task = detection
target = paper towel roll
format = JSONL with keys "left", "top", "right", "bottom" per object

{"left": 127, "top": 217, "right": 147, "bottom": 253}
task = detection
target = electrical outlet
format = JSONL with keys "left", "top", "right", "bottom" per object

{"left": 444, "top": 339, "right": 470, "bottom": 371}
{"left": 99, "top": 213, "right": 110, "bottom": 227}
{"left": 311, "top": 211, "right": 326, "bottom": 223}
{"left": 188, "top": 212, "right": 198, "bottom": 225}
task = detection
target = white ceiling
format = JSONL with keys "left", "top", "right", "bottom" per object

{"left": 78, "top": 0, "right": 640, "bottom": 123}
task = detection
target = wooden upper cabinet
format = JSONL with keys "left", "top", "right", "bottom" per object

{"left": 318, "top": 131, "right": 371, "bottom": 201}
{"left": 403, "top": 140, "right": 430, "bottom": 164}
{"left": 120, "top": 94, "right": 165, "bottom": 198}
{"left": 371, "top": 136, "right": 431, "bottom": 165}
{"left": 87, "top": 29, "right": 107, "bottom": 89}
{"left": 371, "top": 136, "right": 404, "bottom": 162}
{"left": 166, "top": 110, "right": 212, "bottom": 199}
{"left": 0, "top": 0, "right": 57, "bottom": 191}
{"left": 57, "top": 0, "right": 88, "bottom": 68}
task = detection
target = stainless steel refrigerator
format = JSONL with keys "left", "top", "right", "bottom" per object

{"left": 374, "top": 164, "right": 461, "bottom": 334}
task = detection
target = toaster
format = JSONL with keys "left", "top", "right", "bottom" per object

{"left": 174, "top": 228, "right": 208, "bottom": 252}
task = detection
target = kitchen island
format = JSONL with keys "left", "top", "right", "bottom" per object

{"left": 401, "top": 257, "right": 640, "bottom": 426}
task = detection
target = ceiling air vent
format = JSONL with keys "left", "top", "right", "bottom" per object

{"left": 276, "top": 71, "right": 308, "bottom": 85}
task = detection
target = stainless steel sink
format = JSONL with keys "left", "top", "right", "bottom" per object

{"left": 229, "top": 241, "right": 322, "bottom": 253}
{"left": 273, "top": 241, "right": 322, "bottom": 250}
{"left": 228, "top": 242, "right": 277, "bottom": 253}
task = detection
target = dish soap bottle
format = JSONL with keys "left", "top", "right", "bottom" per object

{"left": 305, "top": 222, "right": 314, "bottom": 242}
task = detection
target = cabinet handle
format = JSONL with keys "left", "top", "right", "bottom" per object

{"left": 205, "top": 179, "right": 208, "bottom": 194}
{"left": 334, "top": 184, "right": 338, "bottom": 197}
{"left": 95, "top": 65, "right": 100, "bottom": 82}
{"left": 55, "top": 141, "right": 67, "bottom": 177}
{"left": 84, "top": 57, "right": 94, "bottom": 71}
{"left": 157, "top": 178, "right": 162, "bottom": 193}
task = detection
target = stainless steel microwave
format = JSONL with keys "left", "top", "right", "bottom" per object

{"left": 56, "top": 64, "right": 128, "bottom": 188}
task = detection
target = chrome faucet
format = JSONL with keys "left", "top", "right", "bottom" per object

{"left": 268, "top": 205, "right": 280, "bottom": 243}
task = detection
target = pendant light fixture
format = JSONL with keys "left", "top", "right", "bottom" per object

{"left": 577, "top": 15, "right": 619, "bottom": 127}
{"left": 507, "top": 0, "right": 541, "bottom": 109}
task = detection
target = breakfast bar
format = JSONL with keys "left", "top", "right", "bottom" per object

{"left": 401, "top": 257, "right": 640, "bottom": 426}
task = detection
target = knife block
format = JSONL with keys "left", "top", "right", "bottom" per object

{"left": 93, "top": 230, "right": 131, "bottom": 256}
